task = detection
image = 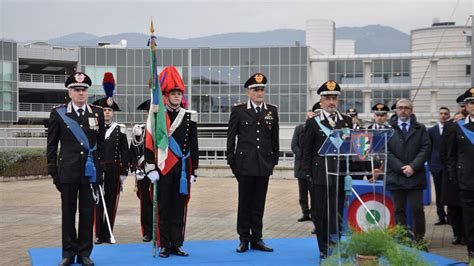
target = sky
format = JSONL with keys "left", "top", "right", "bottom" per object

{"left": 0, "top": 0, "right": 472, "bottom": 42}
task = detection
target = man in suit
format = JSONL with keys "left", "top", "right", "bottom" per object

{"left": 144, "top": 66, "right": 199, "bottom": 258}
{"left": 227, "top": 73, "right": 279, "bottom": 253}
{"left": 302, "top": 80, "right": 352, "bottom": 259}
{"left": 291, "top": 123, "right": 312, "bottom": 222}
{"left": 47, "top": 72, "right": 105, "bottom": 266}
{"left": 92, "top": 73, "right": 129, "bottom": 244}
{"left": 386, "top": 98, "right": 431, "bottom": 241}
{"left": 428, "top": 107, "right": 450, "bottom": 225}
{"left": 447, "top": 88, "right": 474, "bottom": 261}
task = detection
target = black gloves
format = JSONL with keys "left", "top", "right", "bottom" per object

{"left": 51, "top": 175, "right": 61, "bottom": 192}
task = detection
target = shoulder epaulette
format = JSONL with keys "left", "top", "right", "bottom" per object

{"left": 267, "top": 103, "right": 278, "bottom": 108}
{"left": 53, "top": 104, "right": 66, "bottom": 109}
{"left": 117, "top": 123, "right": 126, "bottom": 133}
{"left": 90, "top": 104, "right": 103, "bottom": 109}
{"left": 233, "top": 102, "right": 245, "bottom": 107}
{"left": 185, "top": 109, "right": 198, "bottom": 122}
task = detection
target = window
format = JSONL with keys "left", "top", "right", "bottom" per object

{"left": 467, "top": 65, "right": 471, "bottom": 75}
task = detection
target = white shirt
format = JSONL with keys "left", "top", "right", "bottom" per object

{"left": 322, "top": 109, "right": 337, "bottom": 122}
{"left": 251, "top": 101, "right": 263, "bottom": 113}
{"left": 438, "top": 122, "right": 444, "bottom": 135}
{"left": 71, "top": 102, "right": 86, "bottom": 117}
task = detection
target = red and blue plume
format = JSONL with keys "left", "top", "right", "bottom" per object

{"left": 102, "top": 72, "right": 115, "bottom": 98}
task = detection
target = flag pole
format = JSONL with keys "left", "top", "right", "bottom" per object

{"left": 149, "top": 17, "right": 158, "bottom": 258}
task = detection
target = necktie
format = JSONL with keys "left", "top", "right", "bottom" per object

{"left": 77, "top": 108, "right": 84, "bottom": 123}
{"left": 401, "top": 122, "right": 408, "bottom": 135}
{"left": 256, "top": 106, "right": 261, "bottom": 114}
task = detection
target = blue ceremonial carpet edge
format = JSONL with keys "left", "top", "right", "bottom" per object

{"left": 29, "top": 237, "right": 465, "bottom": 266}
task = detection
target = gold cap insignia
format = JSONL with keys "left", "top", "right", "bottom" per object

{"left": 377, "top": 104, "right": 384, "bottom": 110}
{"left": 326, "top": 81, "right": 336, "bottom": 91}
{"left": 255, "top": 74, "right": 264, "bottom": 83}
{"left": 74, "top": 73, "right": 85, "bottom": 83}
{"left": 470, "top": 88, "right": 474, "bottom": 95}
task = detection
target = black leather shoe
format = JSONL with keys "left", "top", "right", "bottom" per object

{"left": 104, "top": 238, "right": 113, "bottom": 244}
{"left": 434, "top": 219, "right": 446, "bottom": 226}
{"left": 58, "top": 257, "right": 73, "bottom": 266}
{"left": 311, "top": 228, "right": 316, "bottom": 234}
{"left": 250, "top": 240, "right": 274, "bottom": 252}
{"left": 236, "top": 242, "right": 249, "bottom": 253}
{"left": 94, "top": 237, "right": 103, "bottom": 245}
{"left": 320, "top": 252, "right": 328, "bottom": 259}
{"left": 297, "top": 214, "right": 311, "bottom": 222}
{"left": 77, "top": 256, "right": 94, "bottom": 266}
{"left": 159, "top": 247, "right": 171, "bottom": 258}
{"left": 452, "top": 236, "right": 463, "bottom": 245}
{"left": 172, "top": 246, "right": 189, "bottom": 256}
{"left": 143, "top": 234, "right": 152, "bottom": 242}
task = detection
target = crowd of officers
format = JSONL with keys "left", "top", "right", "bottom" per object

{"left": 47, "top": 68, "right": 474, "bottom": 265}
{"left": 292, "top": 84, "right": 474, "bottom": 262}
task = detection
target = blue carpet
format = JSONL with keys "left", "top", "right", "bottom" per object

{"left": 29, "top": 237, "right": 464, "bottom": 266}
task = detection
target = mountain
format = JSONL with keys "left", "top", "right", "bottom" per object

{"left": 43, "top": 25, "right": 410, "bottom": 54}
{"left": 336, "top": 25, "right": 410, "bottom": 54}
{"left": 46, "top": 32, "right": 98, "bottom": 46}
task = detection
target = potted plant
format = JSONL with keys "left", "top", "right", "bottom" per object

{"left": 323, "top": 226, "right": 429, "bottom": 266}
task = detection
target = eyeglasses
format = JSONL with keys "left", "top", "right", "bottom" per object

{"left": 396, "top": 106, "right": 411, "bottom": 110}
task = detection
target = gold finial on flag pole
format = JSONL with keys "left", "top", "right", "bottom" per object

{"left": 150, "top": 17, "right": 155, "bottom": 34}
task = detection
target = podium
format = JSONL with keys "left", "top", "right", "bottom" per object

{"left": 318, "top": 128, "right": 394, "bottom": 233}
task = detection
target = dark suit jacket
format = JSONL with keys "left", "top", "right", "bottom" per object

{"left": 47, "top": 102, "right": 105, "bottom": 184}
{"left": 386, "top": 114, "right": 431, "bottom": 191}
{"left": 101, "top": 123, "right": 129, "bottom": 176}
{"left": 428, "top": 124, "right": 443, "bottom": 173}
{"left": 302, "top": 111, "right": 352, "bottom": 186}
{"left": 291, "top": 124, "right": 305, "bottom": 178}
{"left": 447, "top": 118, "right": 474, "bottom": 191}
{"left": 226, "top": 101, "right": 279, "bottom": 177}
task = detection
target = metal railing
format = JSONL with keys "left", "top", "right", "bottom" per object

{"left": 19, "top": 103, "right": 56, "bottom": 112}
{"left": 19, "top": 73, "right": 67, "bottom": 84}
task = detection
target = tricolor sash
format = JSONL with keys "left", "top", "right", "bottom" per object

{"left": 314, "top": 116, "right": 343, "bottom": 148}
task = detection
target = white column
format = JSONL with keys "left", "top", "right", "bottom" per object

{"left": 363, "top": 60, "right": 372, "bottom": 84}
{"left": 362, "top": 90, "right": 372, "bottom": 114}
{"left": 429, "top": 89, "right": 438, "bottom": 113}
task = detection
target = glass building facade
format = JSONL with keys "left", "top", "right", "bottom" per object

{"left": 80, "top": 46, "right": 308, "bottom": 124}
{"left": 329, "top": 59, "right": 411, "bottom": 84}
{"left": 0, "top": 41, "right": 18, "bottom": 122}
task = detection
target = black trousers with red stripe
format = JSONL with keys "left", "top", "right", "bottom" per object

{"left": 95, "top": 163, "right": 121, "bottom": 241}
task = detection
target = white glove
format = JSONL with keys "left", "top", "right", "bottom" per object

{"left": 135, "top": 170, "right": 145, "bottom": 181}
{"left": 147, "top": 170, "right": 160, "bottom": 183}
{"left": 190, "top": 175, "right": 197, "bottom": 184}
{"left": 120, "top": 175, "right": 127, "bottom": 184}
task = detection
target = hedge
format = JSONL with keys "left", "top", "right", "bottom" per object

{"left": 0, "top": 148, "right": 48, "bottom": 177}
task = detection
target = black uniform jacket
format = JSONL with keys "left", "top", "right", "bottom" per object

{"left": 447, "top": 117, "right": 474, "bottom": 191}
{"left": 102, "top": 123, "right": 129, "bottom": 176}
{"left": 226, "top": 101, "right": 280, "bottom": 177}
{"left": 302, "top": 110, "right": 352, "bottom": 186}
{"left": 47, "top": 102, "right": 105, "bottom": 184}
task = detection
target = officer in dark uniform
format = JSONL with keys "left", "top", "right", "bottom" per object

{"left": 302, "top": 80, "right": 352, "bottom": 259}
{"left": 227, "top": 73, "right": 279, "bottom": 253}
{"left": 92, "top": 72, "right": 129, "bottom": 244}
{"left": 346, "top": 107, "right": 361, "bottom": 129}
{"left": 130, "top": 99, "right": 153, "bottom": 242}
{"left": 441, "top": 94, "right": 466, "bottom": 246}
{"left": 144, "top": 66, "right": 199, "bottom": 258}
{"left": 447, "top": 88, "right": 474, "bottom": 261}
{"left": 366, "top": 103, "right": 391, "bottom": 182}
{"left": 47, "top": 72, "right": 105, "bottom": 266}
